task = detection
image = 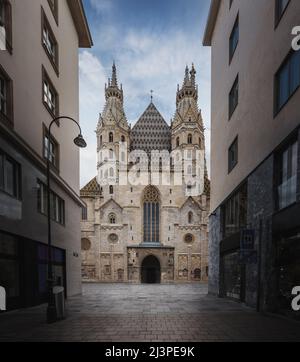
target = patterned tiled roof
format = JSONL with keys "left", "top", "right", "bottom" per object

{"left": 80, "top": 177, "right": 101, "bottom": 197}
{"left": 131, "top": 102, "right": 171, "bottom": 158}
{"left": 204, "top": 176, "right": 211, "bottom": 196}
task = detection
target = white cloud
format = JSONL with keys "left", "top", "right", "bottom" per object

{"left": 79, "top": 51, "right": 106, "bottom": 186}
{"left": 79, "top": 23, "right": 212, "bottom": 186}
{"left": 89, "top": 0, "right": 113, "bottom": 14}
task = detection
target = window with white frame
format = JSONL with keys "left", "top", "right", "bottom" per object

{"left": 37, "top": 180, "right": 65, "bottom": 225}
{"left": 43, "top": 128, "right": 59, "bottom": 169}
{"left": 42, "top": 9, "right": 58, "bottom": 71}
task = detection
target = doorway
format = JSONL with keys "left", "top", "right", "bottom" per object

{"left": 141, "top": 255, "right": 161, "bottom": 284}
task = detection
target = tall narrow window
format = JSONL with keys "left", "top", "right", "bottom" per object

{"left": 81, "top": 207, "right": 87, "bottom": 220}
{"left": 42, "top": 9, "right": 59, "bottom": 74}
{"left": 43, "top": 126, "right": 59, "bottom": 169}
{"left": 176, "top": 137, "right": 180, "bottom": 147}
{"left": 109, "top": 213, "right": 116, "bottom": 224}
{"left": 37, "top": 180, "right": 65, "bottom": 225}
{"left": 275, "top": 50, "right": 300, "bottom": 114}
{"left": 47, "top": 0, "right": 58, "bottom": 23}
{"left": 229, "top": 75, "right": 239, "bottom": 119}
{"left": 143, "top": 186, "right": 160, "bottom": 243}
{"left": 0, "top": 1, "right": 12, "bottom": 53}
{"left": 275, "top": 0, "right": 290, "bottom": 25}
{"left": 0, "top": 65, "right": 13, "bottom": 126}
{"left": 276, "top": 138, "right": 298, "bottom": 210}
{"left": 188, "top": 134, "right": 193, "bottom": 144}
{"left": 228, "top": 137, "right": 238, "bottom": 173}
{"left": 109, "top": 132, "right": 114, "bottom": 143}
{"left": 109, "top": 185, "right": 114, "bottom": 194}
{"left": 222, "top": 183, "right": 247, "bottom": 238}
{"left": 0, "top": 150, "right": 21, "bottom": 199}
{"left": 42, "top": 68, "right": 59, "bottom": 117}
{"left": 188, "top": 212, "right": 193, "bottom": 224}
{"left": 229, "top": 15, "right": 239, "bottom": 63}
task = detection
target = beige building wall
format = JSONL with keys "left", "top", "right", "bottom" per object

{"left": 0, "top": 0, "right": 81, "bottom": 192}
{"left": 0, "top": 0, "right": 92, "bottom": 302}
{"left": 206, "top": 0, "right": 300, "bottom": 211}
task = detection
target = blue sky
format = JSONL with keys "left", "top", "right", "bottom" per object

{"left": 79, "top": 0, "right": 211, "bottom": 186}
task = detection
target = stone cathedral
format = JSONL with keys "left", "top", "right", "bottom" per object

{"left": 80, "top": 63, "right": 210, "bottom": 284}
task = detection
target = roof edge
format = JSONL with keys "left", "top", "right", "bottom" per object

{"left": 132, "top": 102, "right": 170, "bottom": 131}
{"left": 202, "top": 0, "right": 221, "bottom": 46}
{"left": 67, "top": 0, "right": 93, "bottom": 48}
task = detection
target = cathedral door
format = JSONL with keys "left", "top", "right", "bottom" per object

{"left": 141, "top": 255, "right": 161, "bottom": 284}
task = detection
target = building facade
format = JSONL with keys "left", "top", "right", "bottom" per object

{"left": 203, "top": 0, "right": 300, "bottom": 318}
{"left": 80, "top": 64, "right": 210, "bottom": 284}
{"left": 0, "top": 0, "right": 92, "bottom": 310}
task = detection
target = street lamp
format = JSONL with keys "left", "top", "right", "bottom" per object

{"left": 46, "top": 116, "right": 87, "bottom": 324}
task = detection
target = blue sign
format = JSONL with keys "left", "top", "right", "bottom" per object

{"left": 240, "top": 229, "right": 257, "bottom": 264}
{"left": 240, "top": 229, "right": 255, "bottom": 250}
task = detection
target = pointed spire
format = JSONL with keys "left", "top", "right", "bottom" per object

{"left": 105, "top": 62, "right": 124, "bottom": 103}
{"left": 184, "top": 65, "right": 190, "bottom": 86}
{"left": 111, "top": 61, "right": 118, "bottom": 87}
{"left": 190, "top": 63, "right": 196, "bottom": 87}
{"left": 176, "top": 64, "right": 198, "bottom": 106}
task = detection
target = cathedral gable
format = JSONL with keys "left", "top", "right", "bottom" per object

{"left": 131, "top": 102, "right": 171, "bottom": 157}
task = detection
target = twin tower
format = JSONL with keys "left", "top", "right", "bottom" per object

{"left": 96, "top": 63, "right": 207, "bottom": 191}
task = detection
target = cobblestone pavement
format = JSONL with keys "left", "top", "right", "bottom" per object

{"left": 0, "top": 283, "right": 300, "bottom": 342}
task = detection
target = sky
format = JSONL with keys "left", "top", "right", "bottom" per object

{"left": 79, "top": 0, "right": 211, "bottom": 187}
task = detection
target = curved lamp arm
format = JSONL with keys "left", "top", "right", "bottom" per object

{"left": 47, "top": 116, "right": 87, "bottom": 149}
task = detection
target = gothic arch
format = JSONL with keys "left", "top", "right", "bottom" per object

{"left": 142, "top": 186, "right": 160, "bottom": 243}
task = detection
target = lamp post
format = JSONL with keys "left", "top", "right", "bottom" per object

{"left": 46, "top": 116, "right": 87, "bottom": 324}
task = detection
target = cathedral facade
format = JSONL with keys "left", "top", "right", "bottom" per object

{"left": 80, "top": 63, "right": 210, "bottom": 284}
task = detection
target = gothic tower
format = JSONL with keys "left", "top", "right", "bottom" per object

{"left": 96, "top": 63, "right": 130, "bottom": 197}
{"left": 171, "top": 65, "right": 207, "bottom": 195}
{"left": 171, "top": 64, "right": 205, "bottom": 151}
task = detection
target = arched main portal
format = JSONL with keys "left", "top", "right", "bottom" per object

{"left": 141, "top": 255, "right": 161, "bottom": 284}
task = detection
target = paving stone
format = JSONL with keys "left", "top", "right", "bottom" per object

{"left": 0, "top": 284, "right": 300, "bottom": 342}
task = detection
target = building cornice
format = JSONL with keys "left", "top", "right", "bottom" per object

{"left": 202, "top": 0, "right": 221, "bottom": 46}
{"left": 67, "top": 0, "right": 93, "bottom": 48}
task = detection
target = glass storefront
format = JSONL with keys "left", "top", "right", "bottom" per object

{"left": 0, "top": 234, "right": 20, "bottom": 308}
{"left": 277, "top": 236, "right": 300, "bottom": 317}
{"left": 37, "top": 243, "right": 66, "bottom": 300}
{"left": 221, "top": 251, "right": 245, "bottom": 301}
{"left": 0, "top": 231, "right": 66, "bottom": 310}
